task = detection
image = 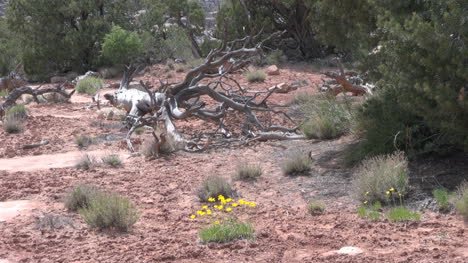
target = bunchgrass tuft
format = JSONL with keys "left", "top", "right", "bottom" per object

{"left": 352, "top": 151, "right": 409, "bottom": 204}
{"left": 307, "top": 201, "right": 325, "bottom": 216}
{"left": 75, "top": 154, "right": 98, "bottom": 170}
{"left": 3, "top": 115, "right": 24, "bottom": 134}
{"left": 199, "top": 219, "right": 254, "bottom": 243}
{"left": 455, "top": 182, "right": 468, "bottom": 221}
{"left": 75, "top": 77, "right": 103, "bottom": 95}
{"left": 5, "top": 104, "right": 28, "bottom": 119}
{"left": 197, "top": 177, "right": 233, "bottom": 202}
{"left": 387, "top": 206, "right": 421, "bottom": 222}
{"left": 357, "top": 201, "right": 381, "bottom": 221}
{"left": 64, "top": 184, "right": 101, "bottom": 212}
{"left": 75, "top": 135, "right": 96, "bottom": 149}
{"left": 281, "top": 153, "right": 312, "bottom": 176}
{"left": 246, "top": 71, "right": 266, "bottom": 83}
{"left": 79, "top": 192, "right": 139, "bottom": 232}
{"left": 234, "top": 163, "right": 262, "bottom": 181}
{"left": 432, "top": 189, "right": 452, "bottom": 212}
{"left": 101, "top": 154, "right": 122, "bottom": 168}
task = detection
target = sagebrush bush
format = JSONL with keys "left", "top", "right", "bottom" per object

{"left": 75, "top": 77, "right": 103, "bottom": 95}
{"left": 75, "top": 154, "right": 98, "bottom": 170}
{"left": 265, "top": 50, "right": 287, "bottom": 65}
{"left": 3, "top": 115, "right": 24, "bottom": 134}
{"left": 101, "top": 154, "right": 122, "bottom": 168}
{"left": 432, "top": 189, "right": 452, "bottom": 212}
{"left": 199, "top": 219, "right": 254, "bottom": 243}
{"left": 352, "top": 152, "right": 409, "bottom": 204}
{"left": 234, "top": 163, "right": 262, "bottom": 181}
{"left": 455, "top": 183, "right": 468, "bottom": 221}
{"left": 140, "top": 135, "right": 175, "bottom": 158}
{"left": 246, "top": 71, "right": 266, "bottom": 83}
{"left": 5, "top": 104, "right": 27, "bottom": 119}
{"left": 387, "top": 206, "right": 421, "bottom": 222}
{"left": 282, "top": 153, "right": 312, "bottom": 176}
{"left": 197, "top": 177, "right": 233, "bottom": 202}
{"left": 300, "top": 94, "right": 352, "bottom": 140}
{"left": 79, "top": 192, "right": 139, "bottom": 232}
{"left": 64, "top": 184, "right": 101, "bottom": 212}
{"left": 307, "top": 201, "right": 325, "bottom": 216}
{"left": 101, "top": 25, "right": 143, "bottom": 65}
{"left": 75, "top": 136, "right": 95, "bottom": 149}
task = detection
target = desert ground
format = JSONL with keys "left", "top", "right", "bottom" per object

{"left": 0, "top": 64, "right": 467, "bottom": 263}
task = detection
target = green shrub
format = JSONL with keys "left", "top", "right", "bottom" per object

{"left": 307, "top": 201, "right": 325, "bottom": 216}
{"left": 5, "top": 104, "right": 27, "bottom": 119}
{"left": 197, "top": 177, "right": 233, "bottom": 202}
{"left": 352, "top": 152, "right": 409, "bottom": 204}
{"left": 64, "top": 184, "right": 101, "bottom": 212}
{"left": 200, "top": 39, "right": 221, "bottom": 56}
{"left": 265, "top": 50, "right": 287, "bottom": 65}
{"left": 281, "top": 153, "right": 312, "bottom": 176}
{"left": 101, "top": 25, "right": 143, "bottom": 65}
{"left": 0, "top": 89, "right": 8, "bottom": 97}
{"left": 246, "top": 71, "right": 266, "bottom": 83}
{"left": 75, "top": 154, "right": 98, "bottom": 170}
{"left": 387, "top": 206, "right": 421, "bottom": 222}
{"left": 3, "top": 115, "right": 24, "bottom": 134}
{"left": 234, "top": 163, "right": 262, "bottom": 181}
{"left": 75, "top": 136, "right": 95, "bottom": 149}
{"left": 455, "top": 183, "right": 468, "bottom": 221}
{"left": 199, "top": 219, "right": 254, "bottom": 243}
{"left": 75, "top": 77, "right": 103, "bottom": 95}
{"left": 432, "top": 189, "right": 452, "bottom": 212}
{"left": 101, "top": 154, "right": 122, "bottom": 168}
{"left": 162, "top": 27, "right": 195, "bottom": 62}
{"left": 300, "top": 95, "right": 352, "bottom": 140}
{"left": 79, "top": 192, "right": 139, "bottom": 232}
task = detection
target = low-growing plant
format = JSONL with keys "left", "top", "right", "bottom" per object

{"left": 432, "top": 189, "right": 452, "bottom": 212}
{"left": 35, "top": 214, "right": 74, "bottom": 231}
{"left": 234, "top": 163, "right": 262, "bottom": 181}
{"left": 199, "top": 218, "right": 254, "bottom": 243}
{"left": 357, "top": 201, "right": 381, "bottom": 221}
{"left": 64, "top": 184, "right": 101, "bottom": 212}
{"left": 281, "top": 153, "right": 312, "bottom": 176}
{"left": 135, "top": 127, "right": 145, "bottom": 135}
{"left": 75, "top": 77, "right": 103, "bottom": 95}
{"left": 387, "top": 206, "right": 421, "bottom": 222}
{"left": 5, "top": 104, "right": 27, "bottom": 119}
{"left": 455, "top": 183, "right": 468, "bottom": 221}
{"left": 75, "top": 154, "right": 98, "bottom": 170}
{"left": 2, "top": 115, "right": 24, "bottom": 134}
{"left": 300, "top": 94, "right": 352, "bottom": 140}
{"left": 307, "top": 201, "right": 325, "bottom": 216}
{"left": 246, "top": 71, "right": 266, "bottom": 83}
{"left": 352, "top": 152, "right": 409, "bottom": 204}
{"left": 140, "top": 134, "right": 176, "bottom": 158}
{"left": 265, "top": 50, "right": 287, "bottom": 66}
{"left": 75, "top": 135, "right": 95, "bottom": 149}
{"left": 101, "top": 154, "right": 122, "bottom": 168}
{"left": 79, "top": 192, "right": 139, "bottom": 232}
{"left": 197, "top": 177, "right": 234, "bottom": 202}
{"left": 0, "top": 89, "right": 8, "bottom": 97}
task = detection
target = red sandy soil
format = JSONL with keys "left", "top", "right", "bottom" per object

{"left": 0, "top": 64, "right": 466, "bottom": 263}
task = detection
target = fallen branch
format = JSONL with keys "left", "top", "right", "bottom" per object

{"left": 20, "top": 140, "right": 50, "bottom": 150}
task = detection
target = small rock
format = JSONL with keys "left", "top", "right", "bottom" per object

{"left": 269, "top": 83, "right": 297, "bottom": 94}
{"left": 337, "top": 246, "right": 364, "bottom": 256}
{"left": 266, "top": 65, "right": 280, "bottom": 76}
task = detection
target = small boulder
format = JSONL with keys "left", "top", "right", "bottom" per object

{"left": 266, "top": 65, "right": 280, "bottom": 76}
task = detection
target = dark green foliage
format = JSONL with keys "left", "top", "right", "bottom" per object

{"left": 0, "top": 18, "right": 20, "bottom": 75}
{"left": 199, "top": 219, "right": 254, "bottom": 243}
{"left": 101, "top": 25, "right": 143, "bottom": 65}
{"left": 387, "top": 207, "right": 421, "bottom": 222}
{"left": 433, "top": 189, "right": 452, "bottom": 212}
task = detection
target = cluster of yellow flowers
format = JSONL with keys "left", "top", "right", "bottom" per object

{"left": 189, "top": 195, "right": 256, "bottom": 222}
{"left": 363, "top": 187, "right": 403, "bottom": 205}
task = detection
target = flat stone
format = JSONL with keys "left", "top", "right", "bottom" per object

{"left": 337, "top": 246, "right": 364, "bottom": 256}
{"left": 266, "top": 65, "right": 280, "bottom": 76}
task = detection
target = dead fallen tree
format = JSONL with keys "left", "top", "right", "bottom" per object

{"left": 0, "top": 84, "right": 75, "bottom": 117}
{"left": 321, "top": 59, "right": 373, "bottom": 96}
{"left": 105, "top": 31, "right": 306, "bottom": 153}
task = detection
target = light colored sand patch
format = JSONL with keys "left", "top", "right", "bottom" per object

{"left": 0, "top": 200, "right": 40, "bottom": 222}
{"left": 337, "top": 246, "right": 364, "bottom": 256}
{"left": 0, "top": 151, "right": 130, "bottom": 172}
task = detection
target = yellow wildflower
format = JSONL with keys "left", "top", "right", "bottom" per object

{"left": 206, "top": 209, "right": 212, "bottom": 215}
{"left": 197, "top": 210, "right": 206, "bottom": 216}
{"left": 190, "top": 215, "right": 196, "bottom": 219}
{"left": 232, "top": 203, "right": 239, "bottom": 207}
{"left": 202, "top": 205, "right": 208, "bottom": 209}
{"left": 226, "top": 198, "right": 233, "bottom": 203}
{"left": 250, "top": 202, "right": 256, "bottom": 207}
{"left": 244, "top": 201, "right": 250, "bottom": 206}
{"left": 389, "top": 188, "right": 395, "bottom": 192}
{"left": 238, "top": 199, "right": 245, "bottom": 205}
{"left": 386, "top": 191, "right": 390, "bottom": 195}
{"left": 214, "top": 221, "right": 220, "bottom": 224}
{"left": 364, "top": 201, "right": 368, "bottom": 204}
{"left": 218, "top": 195, "right": 225, "bottom": 201}
{"left": 398, "top": 193, "right": 402, "bottom": 197}
{"left": 221, "top": 200, "right": 227, "bottom": 204}
{"left": 208, "top": 197, "right": 216, "bottom": 202}
{"left": 365, "top": 191, "right": 369, "bottom": 196}
{"left": 226, "top": 208, "right": 232, "bottom": 212}
{"left": 217, "top": 205, "right": 224, "bottom": 210}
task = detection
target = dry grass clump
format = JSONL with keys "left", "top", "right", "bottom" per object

{"left": 455, "top": 182, "right": 468, "bottom": 221}
{"left": 6, "top": 104, "right": 28, "bottom": 119}
{"left": 43, "top": 92, "right": 70, "bottom": 103}
{"left": 101, "top": 154, "right": 122, "bottom": 168}
{"left": 234, "top": 163, "right": 262, "bottom": 181}
{"left": 140, "top": 134, "right": 176, "bottom": 158}
{"left": 246, "top": 71, "right": 266, "bottom": 83}
{"left": 75, "top": 154, "right": 98, "bottom": 170}
{"left": 79, "top": 192, "right": 139, "bottom": 232}
{"left": 35, "top": 214, "right": 74, "bottom": 231}
{"left": 352, "top": 151, "right": 409, "bottom": 203}
{"left": 281, "top": 153, "right": 312, "bottom": 176}
{"left": 64, "top": 184, "right": 101, "bottom": 212}
{"left": 199, "top": 218, "right": 254, "bottom": 243}
{"left": 75, "top": 77, "right": 103, "bottom": 95}
{"left": 307, "top": 201, "right": 326, "bottom": 215}
{"left": 197, "top": 177, "right": 234, "bottom": 202}
{"left": 3, "top": 115, "right": 24, "bottom": 134}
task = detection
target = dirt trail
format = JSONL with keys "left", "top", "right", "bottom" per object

{"left": 0, "top": 150, "right": 130, "bottom": 172}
